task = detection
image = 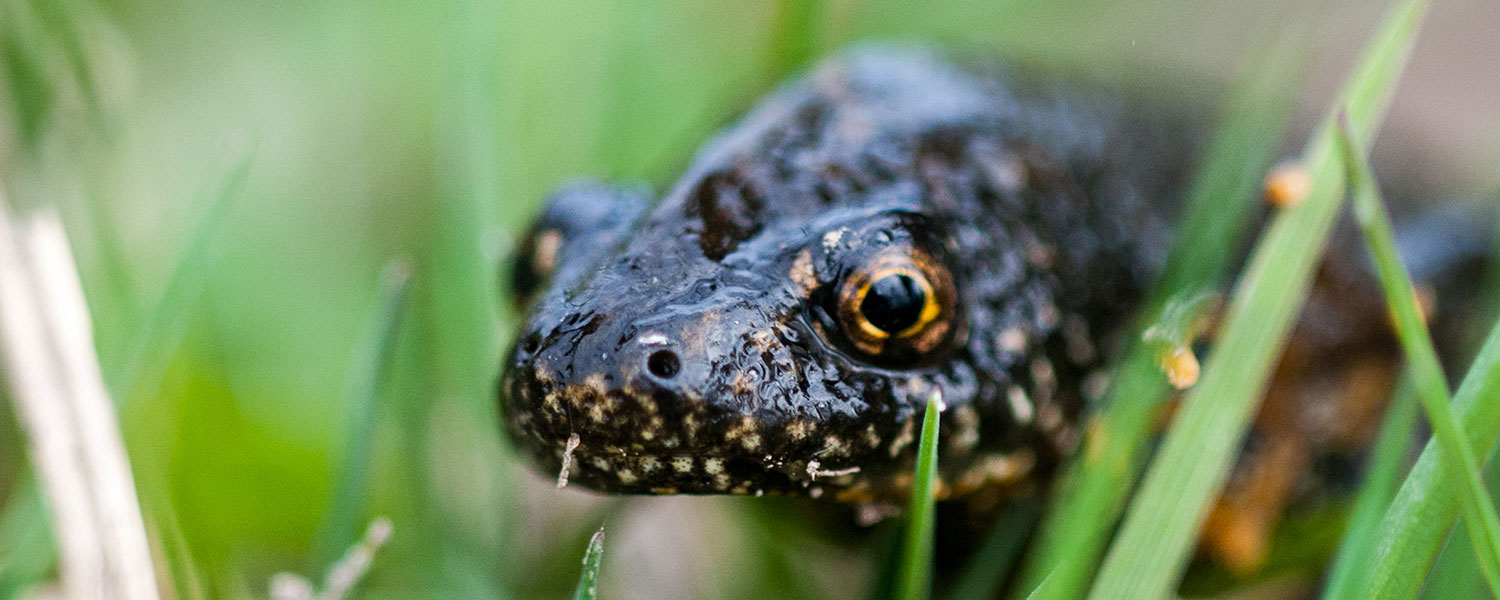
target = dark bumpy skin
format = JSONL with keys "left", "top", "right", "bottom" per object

{"left": 498, "top": 47, "right": 1198, "bottom": 502}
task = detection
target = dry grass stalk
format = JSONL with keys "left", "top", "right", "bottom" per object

{"left": 269, "top": 517, "right": 393, "bottom": 600}
{"left": 0, "top": 189, "right": 160, "bottom": 600}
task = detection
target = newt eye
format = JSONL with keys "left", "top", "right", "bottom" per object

{"left": 833, "top": 250, "right": 955, "bottom": 359}
{"left": 505, "top": 181, "right": 649, "bottom": 311}
{"left": 511, "top": 227, "right": 563, "bottom": 309}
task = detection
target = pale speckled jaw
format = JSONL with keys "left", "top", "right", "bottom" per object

{"left": 500, "top": 319, "right": 1050, "bottom": 502}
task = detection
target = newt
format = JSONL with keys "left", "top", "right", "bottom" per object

{"left": 495, "top": 46, "right": 1488, "bottom": 573}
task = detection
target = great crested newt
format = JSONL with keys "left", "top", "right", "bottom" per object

{"left": 495, "top": 46, "right": 1488, "bottom": 572}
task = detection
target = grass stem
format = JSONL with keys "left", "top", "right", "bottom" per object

{"left": 894, "top": 393, "right": 943, "bottom": 600}
{"left": 573, "top": 528, "right": 606, "bottom": 600}
{"left": 1336, "top": 115, "right": 1500, "bottom": 598}
{"left": 1085, "top": 1, "right": 1429, "bottom": 596}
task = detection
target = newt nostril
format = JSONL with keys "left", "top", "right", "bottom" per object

{"left": 646, "top": 350, "right": 681, "bottom": 380}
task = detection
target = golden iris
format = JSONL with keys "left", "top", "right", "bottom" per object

{"left": 835, "top": 251, "right": 952, "bottom": 357}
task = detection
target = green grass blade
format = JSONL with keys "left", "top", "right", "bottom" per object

{"left": 1085, "top": 1, "right": 1429, "bottom": 597}
{"left": 1319, "top": 379, "right": 1419, "bottom": 600}
{"left": 1013, "top": 36, "right": 1301, "bottom": 600}
{"left": 1420, "top": 427, "right": 1500, "bottom": 600}
{"left": 894, "top": 393, "right": 942, "bottom": 600}
{"left": 765, "top": 0, "right": 824, "bottom": 79}
{"left": 0, "top": 6, "right": 54, "bottom": 147}
{"left": 1336, "top": 117, "right": 1500, "bottom": 598}
{"left": 1421, "top": 527, "right": 1487, "bottom": 600}
{"left": 735, "top": 502, "right": 832, "bottom": 600}
{"left": 0, "top": 476, "right": 56, "bottom": 597}
{"left": 313, "top": 259, "right": 413, "bottom": 564}
{"left": 863, "top": 520, "right": 904, "bottom": 600}
{"left": 1363, "top": 322, "right": 1500, "bottom": 598}
{"left": 111, "top": 154, "right": 251, "bottom": 407}
{"left": 152, "top": 495, "right": 209, "bottom": 600}
{"left": 1024, "top": 567, "right": 1062, "bottom": 600}
{"left": 945, "top": 500, "right": 1041, "bottom": 600}
{"left": 27, "top": 0, "right": 102, "bottom": 122}
{"left": 572, "top": 528, "right": 606, "bottom": 600}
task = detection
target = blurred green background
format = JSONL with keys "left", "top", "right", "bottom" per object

{"left": 0, "top": 0, "right": 1496, "bottom": 598}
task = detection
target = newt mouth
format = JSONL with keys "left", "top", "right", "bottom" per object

{"left": 548, "top": 442, "right": 836, "bottom": 496}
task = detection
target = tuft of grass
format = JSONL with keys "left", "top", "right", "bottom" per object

{"left": 1335, "top": 113, "right": 1500, "bottom": 596}
{"left": 572, "top": 528, "right": 606, "bottom": 600}
{"left": 1318, "top": 379, "right": 1419, "bottom": 600}
{"left": 894, "top": 393, "right": 943, "bottom": 600}
{"left": 1085, "top": 0, "right": 1430, "bottom": 597}
{"left": 1015, "top": 32, "right": 1301, "bottom": 600}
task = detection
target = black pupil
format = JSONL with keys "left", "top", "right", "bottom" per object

{"left": 860, "top": 274, "right": 926, "bottom": 334}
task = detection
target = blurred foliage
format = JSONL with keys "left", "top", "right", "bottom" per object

{"left": 0, "top": 0, "right": 1496, "bottom": 598}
